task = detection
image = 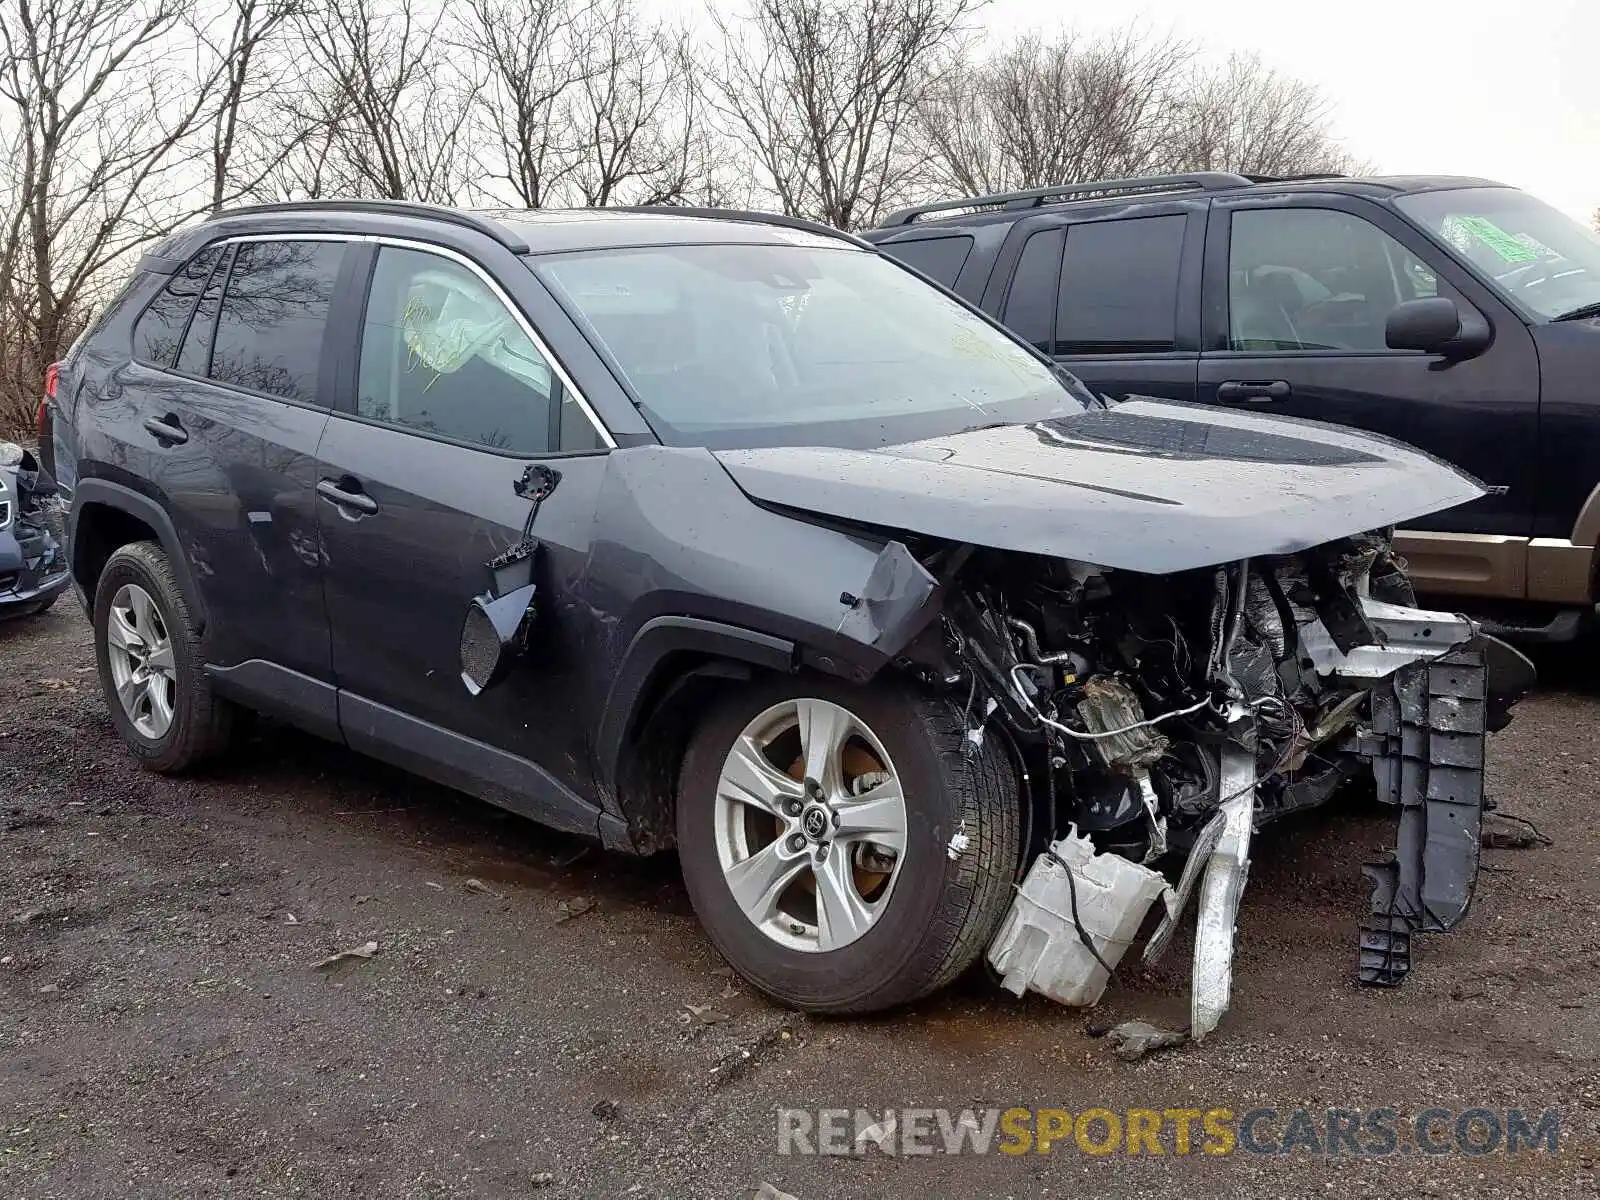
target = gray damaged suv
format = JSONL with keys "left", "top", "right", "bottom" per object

{"left": 51, "top": 202, "right": 1529, "bottom": 1039}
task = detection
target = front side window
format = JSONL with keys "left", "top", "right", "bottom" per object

{"left": 534, "top": 241, "right": 1079, "bottom": 450}
{"left": 134, "top": 245, "right": 224, "bottom": 368}
{"left": 1397, "top": 186, "right": 1600, "bottom": 322}
{"left": 357, "top": 246, "right": 582, "bottom": 454}
{"left": 1227, "top": 208, "right": 1446, "bottom": 352}
{"left": 209, "top": 240, "right": 343, "bottom": 402}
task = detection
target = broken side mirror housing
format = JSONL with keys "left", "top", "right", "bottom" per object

{"left": 1385, "top": 296, "right": 1490, "bottom": 358}
{"left": 459, "top": 545, "right": 538, "bottom": 696}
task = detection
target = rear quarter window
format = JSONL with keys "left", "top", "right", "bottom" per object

{"left": 132, "top": 245, "right": 224, "bottom": 367}
{"left": 878, "top": 235, "right": 974, "bottom": 288}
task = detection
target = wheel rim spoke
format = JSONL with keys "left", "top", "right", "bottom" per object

{"left": 726, "top": 840, "right": 807, "bottom": 924}
{"left": 106, "top": 606, "right": 142, "bottom": 654}
{"left": 832, "top": 778, "right": 907, "bottom": 854}
{"left": 146, "top": 676, "right": 175, "bottom": 733}
{"left": 128, "top": 587, "right": 159, "bottom": 641}
{"left": 718, "top": 734, "right": 802, "bottom": 816}
{"left": 813, "top": 849, "right": 874, "bottom": 952}
{"left": 115, "top": 672, "right": 144, "bottom": 714}
{"left": 794, "top": 697, "right": 849, "bottom": 795}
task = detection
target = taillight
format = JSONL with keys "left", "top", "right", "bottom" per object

{"left": 38, "top": 363, "right": 58, "bottom": 436}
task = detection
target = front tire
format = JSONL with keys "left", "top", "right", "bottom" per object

{"left": 676, "top": 674, "right": 1019, "bottom": 1014}
{"left": 93, "top": 541, "right": 235, "bottom": 773}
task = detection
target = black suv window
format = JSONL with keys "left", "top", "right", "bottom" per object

{"left": 1227, "top": 209, "right": 1445, "bottom": 352}
{"left": 134, "top": 245, "right": 224, "bottom": 368}
{"left": 208, "top": 240, "right": 343, "bottom": 403}
{"left": 882, "top": 235, "right": 973, "bottom": 288}
{"left": 1057, "top": 216, "right": 1185, "bottom": 353}
{"left": 1003, "top": 229, "right": 1065, "bottom": 352}
{"left": 356, "top": 246, "right": 582, "bottom": 454}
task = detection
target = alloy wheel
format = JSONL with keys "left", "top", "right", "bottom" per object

{"left": 104, "top": 583, "right": 177, "bottom": 740}
{"left": 712, "top": 697, "right": 908, "bottom": 952}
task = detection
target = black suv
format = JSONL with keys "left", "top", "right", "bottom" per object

{"left": 53, "top": 201, "right": 1514, "bottom": 1031}
{"left": 866, "top": 173, "right": 1600, "bottom": 638}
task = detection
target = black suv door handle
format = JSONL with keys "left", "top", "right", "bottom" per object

{"left": 316, "top": 478, "right": 379, "bottom": 516}
{"left": 142, "top": 414, "right": 188, "bottom": 445}
{"left": 1216, "top": 380, "right": 1292, "bottom": 403}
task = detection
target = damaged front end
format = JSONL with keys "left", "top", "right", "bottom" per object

{"left": 908, "top": 533, "right": 1525, "bottom": 1040}
{"left": 0, "top": 443, "right": 70, "bottom": 618}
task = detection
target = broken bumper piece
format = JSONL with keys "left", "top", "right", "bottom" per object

{"left": 1357, "top": 646, "right": 1488, "bottom": 986}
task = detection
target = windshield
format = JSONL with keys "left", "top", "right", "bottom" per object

{"left": 1396, "top": 187, "right": 1600, "bottom": 322}
{"left": 532, "top": 240, "right": 1085, "bottom": 449}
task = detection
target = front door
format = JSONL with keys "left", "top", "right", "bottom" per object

{"left": 1197, "top": 195, "right": 1540, "bottom": 539}
{"left": 314, "top": 241, "right": 613, "bottom": 834}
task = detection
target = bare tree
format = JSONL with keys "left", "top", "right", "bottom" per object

{"left": 1165, "top": 52, "right": 1358, "bottom": 178}
{"left": 918, "top": 27, "right": 1193, "bottom": 197}
{"left": 196, "top": 0, "right": 301, "bottom": 212}
{"left": 568, "top": 7, "right": 705, "bottom": 207}
{"left": 456, "top": 0, "right": 708, "bottom": 210}
{"left": 0, "top": 0, "right": 225, "bottom": 427}
{"left": 1591, "top": 207, "right": 1599, "bottom": 234}
{"left": 290, "top": 0, "right": 472, "bottom": 202}
{"left": 454, "top": 0, "right": 591, "bottom": 208}
{"left": 705, "top": 0, "right": 981, "bottom": 231}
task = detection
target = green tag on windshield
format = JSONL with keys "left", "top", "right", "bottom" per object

{"left": 1446, "top": 214, "right": 1541, "bottom": 264}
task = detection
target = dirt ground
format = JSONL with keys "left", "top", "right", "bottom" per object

{"left": 2, "top": 602, "right": 1598, "bottom": 1199}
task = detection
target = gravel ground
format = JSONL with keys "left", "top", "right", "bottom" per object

{"left": 2, "top": 603, "right": 1598, "bottom": 1199}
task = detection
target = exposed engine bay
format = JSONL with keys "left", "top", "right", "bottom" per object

{"left": 900, "top": 531, "right": 1527, "bottom": 1039}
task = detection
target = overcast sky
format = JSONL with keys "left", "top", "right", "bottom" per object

{"left": 672, "top": 0, "right": 1599, "bottom": 222}
{"left": 979, "top": 0, "right": 1597, "bottom": 221}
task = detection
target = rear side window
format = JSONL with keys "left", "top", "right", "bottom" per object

{"left": 1003, "top": 229, "right": 1065, "bottom": 353}
{"left": 208, "top": 240, "right": 343, "bottom": 403}
{"left": 880, "top": 235, "right": 973, "bottom": 288}
{"left": 133, "top": 245, "right": 224, "bottom": 367}
{"left": 1057, "top": 216, "right": 1186, "bottom": 353}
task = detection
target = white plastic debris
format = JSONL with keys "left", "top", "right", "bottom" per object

{"left": 987, "top": 828, "right": 1171, "bottom": 1006}
{"left": 946, "top": 825, "right": 971, "bottom": 861}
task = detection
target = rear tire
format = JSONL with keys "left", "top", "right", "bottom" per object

{"left": 93, "top": 541, "right": 236, "bottom": 773}
{"left": 676, "top": 674, "right": 1019, "bottom": 1014}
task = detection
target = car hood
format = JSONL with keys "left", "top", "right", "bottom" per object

{"left": 711, "top": 399, "right": 1486, "bottom": 574}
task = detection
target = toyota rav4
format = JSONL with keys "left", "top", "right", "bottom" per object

{"left": 52, "top": 202, "right": 1527, "bottom": 1037}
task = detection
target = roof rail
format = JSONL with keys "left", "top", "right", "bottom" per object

{"left": 214, "top": 199, "right": 530, "bottom": 253}
{"left": 609, "top": 205, "right": 872, "bottom": 248}
{"left": 879, "top": 172, "right": 1254, "bottom": 227}
{"left": 1241, "top": 173, "right": 1348, "bottom": 184}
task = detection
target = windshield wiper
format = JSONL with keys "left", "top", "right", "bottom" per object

{"left": 1551, "top": 301, "right": 1600, "bottom": 323}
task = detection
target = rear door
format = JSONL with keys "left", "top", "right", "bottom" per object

{"left": 122, "top": 236, "right": 342, "bottom": 722}
{"left": 314, "top": 239, "right": 613, "bottom": 831}
{"left": 980, "top": 205, "right": 1205, "bottom": 404}
{"left": 1197, "top": 194, "right": 1540, "bottom": 538}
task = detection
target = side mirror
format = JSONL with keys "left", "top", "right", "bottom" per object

{"left": 1385, "top": 297, "right": 1489, "bottom": 358}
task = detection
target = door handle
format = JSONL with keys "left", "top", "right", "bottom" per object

{"left": 142, "top": 414, "right": 188, "bottom": 445}
{"left": 1215, "top": 380, "right": 1291, "bottom": 403}
{"left": 316, "top": 478, "right": 379, "bottom": 515}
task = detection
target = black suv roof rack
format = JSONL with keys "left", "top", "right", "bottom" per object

{"left": 215, "top": 199, "right": 531, "bottom": 253}
{"left": 879, "top": 172, "right": 1255, "bottom": 227}
{"left": 1241, "top": 172, "right": 1348, "bottom": 184}
{"left": 610, "top": 205, "right": 870, "bottom": 248}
